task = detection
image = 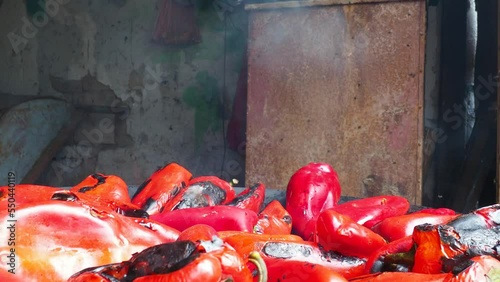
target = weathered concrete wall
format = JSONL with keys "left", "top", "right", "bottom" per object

{"left": 0, "top": 0, "right": 247, "bottom": 186}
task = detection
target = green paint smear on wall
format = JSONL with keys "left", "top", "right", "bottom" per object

{"left": 183, "top": 71, "right": 222, "bottom": 149}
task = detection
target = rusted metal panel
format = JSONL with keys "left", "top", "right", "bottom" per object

{"left": 246, "top": 0, "right": 426, "bottom": 204}
{"left": 246, "top": 0, "right": 417, "bottom": 10}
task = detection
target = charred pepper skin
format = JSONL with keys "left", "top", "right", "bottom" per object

{"left": 161, "top": 176, "right": 236, "bottom": 212}
{"left": 131, "top": 162, "right": 192, "bottom": 215}
{"left": 68, "top": 237, "right": 264, "bottom": 282}
{"left": 286, "top": 162, "right": 341, "bottom": 240}
{"left": 364, "top": 235, "right": 414, "bottom": 274}
{"left": 226, "top": 183, "right": 266, "bottom": 214}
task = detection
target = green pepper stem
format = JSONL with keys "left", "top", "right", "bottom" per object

{"left": 248, "top": 251, "right": 268, "bottom": 282}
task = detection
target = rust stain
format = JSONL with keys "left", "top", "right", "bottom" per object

{"left": 246, "top": 1, "right": 425, "bottom": 204}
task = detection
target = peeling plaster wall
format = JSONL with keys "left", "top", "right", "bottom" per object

{"left": 0, "top": 0, "right": 247, "bottom": 186}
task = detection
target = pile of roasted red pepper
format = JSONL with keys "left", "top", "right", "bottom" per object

{"left": 0, "top": 162, "right": 499, "bottom": 281}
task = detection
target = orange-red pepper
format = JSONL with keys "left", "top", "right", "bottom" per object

{"left": 70, "top": 173, "right": 129, "bottom": 204}
{"left": 226, "top": 183, "right": 266, "bottom": 213}
{"left": 254, "top": 200, "right": 292, "bottom": 235}
{"left": 131, "top": 162, "right": 192, "bottom": 215}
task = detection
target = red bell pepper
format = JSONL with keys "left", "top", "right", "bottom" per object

{"left": 0, "top": 191, "right": 179, "bottom": 282}
{"left": 131, "top": 162, "right": 192, "bottom": 215}
{"left": 329, "top": 195, "right": 410, "bottom": 228}
{"left": 133, "top": 254, "right": 222, "bottom": 282}
{"left": 448, "top": 203, "right": 500, "bottom": 231}
{"left": 222, "top": 233, "right": 304, "bottom": 259}
{"left": 349, "top": 272, "right": 452, "bottom": 282}
{"left": 444, "top": 255, "right": 500, "bottom": 282}
{"left": 371, "top": 213, "right": 458, "bottom": 242}
{"left": 265, "top": 258, "right": 348, "bottom": 282}
{"left": 415, "top": 207, "right": 457, "bottom": 215}
{"left": 160, "top": 176, "right": 236, "bottom": 212}
{"left": 150, "top": 205, "right": 258, "bottom": 232}
{"left": 364, "top": 235, "right": 414, "bottom": 274}
{"left": 412, "top": 224, "right": 467, "bottom": 274}
{"left": 227, "top": 238, "right": 366, "bottom": 279}
{"left": 226, "top": 183, "right": 266, "bottom": 213}
{"left": 189, "top": 176, "right": 236, "bottom": 204}
{"left": 317, "top": 210, "right": 387, "bottom": 259}
{"left": 0, "top": 184, "right": 70, "bottom": 206}
{"left": 254, "top": 200, "right": 292, "bottom": 235}
{"left": 70, "top": 173, "right": 130, "bottom": 204}
{"left": 69, "top": 238, "right": 266, "bottom": 282}
{"left": 286, "top": 162, "right": 341, "bottom": 240}
{"left": 177, "top": 224, "right": 218, "bottom": 242}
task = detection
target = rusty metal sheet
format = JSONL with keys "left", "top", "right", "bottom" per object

{"left": 246, "top": 0, "right": 418, "bottom": 10}
{"left": 246, "top": 1, "right": 426, "bottom": 204}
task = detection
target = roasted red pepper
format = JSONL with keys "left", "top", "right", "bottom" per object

{"left": 254, "top": 200, "right": 292, "bottom": 235}
{"left": 364, "top": 235, "right": 414, "bottom": 274}
{"left": 133, "top": 253, "right": 222, "bottom": 282}
{"left": 131, "top": 162, "right": 192, "bottom": 215}
{"left": 0, "top": 184, "right": 59, "bottom": 206}
{"left": 330, "top": 195, "right": 410, "bottom": 228}
{"left": 317, "top": 209, "right": 387, "bottom": 259}
{"left": 415, "top": 207, "right": 457, "bottom": 216}
{"left": 70, "top": 173, "right": 129, "bottom": 204}
{"left": 226, "top": 237, "right": 366, "bottom": 279}
{"left": 226, "top": 183, "right": 266, "bottom": 213}
{"left": 160, "top": 176, "right": 236, "bottom": 212}
{"left": 286, "top": 162, "right": 341, "bottom": 240}
{"left": 412, "top": 223, "right": 500, "bottom": 274}
{"left": 222, "top": 233, "right": 303, "bottom": 259}
{"left": 371, "top": 213, "right": 458, "bottom": 242}
{"left": 150, "top": 205, "right": 258, "bottom": 232}
{"left": 349, "top": 272, "right": 452, "bottom": 282}
{"left": 412, "top": 224, "right": 468, "bottom": 274}
{"left": 445, "top": 255, "right": 500, "bottom": 282}
{"left": 265, "top": 258, "right": 348, "bottom": 282}
{"left": 448, "top": 203, "right": 500, "bottom": 231}
{"left": 177, "top": 224, "right": 218, "bottom": 242}
{"left": 0, "top": 190, "right": 179, "bottom": 282}
{"left": 68, "top": 238, "right": 266, "bottom": 282}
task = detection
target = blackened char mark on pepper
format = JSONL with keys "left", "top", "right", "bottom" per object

{"left": 51, "top": 191, "right": 78, "bottom": 201}
{"left": 78, "top": 174, "right": 108, "bottom": 193}
{"left": 115, "top": 205, "right": 149, "bottom": 218}
{"left": 142, "top": 183, "right": 185, "bottom": 214}
{"left": 173, "top": 181, "right": 227, "bottom": 210}
{"left": 124, "top": 241, "right": 199, "bottom": 282}
{"left": 226, "top": 183, "right": 265, "bottom": 213}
